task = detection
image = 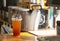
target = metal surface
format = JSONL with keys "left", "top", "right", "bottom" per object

{"left": 38, "top": 35, "right": 60, "bottom": 41}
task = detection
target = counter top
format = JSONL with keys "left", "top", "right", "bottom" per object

{"left": 29, "top": 29, "right": 57, "bottom": 37}
{"left": 0, "top": 32, "right": 37, "bottom": 41}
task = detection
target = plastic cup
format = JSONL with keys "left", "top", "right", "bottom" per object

{"left": 12, "top": 18, "right": 22, "bottom": 36}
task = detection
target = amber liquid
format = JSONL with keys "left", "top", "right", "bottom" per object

{"left": 12, "top": 20, "right": 21, "bottom": 36}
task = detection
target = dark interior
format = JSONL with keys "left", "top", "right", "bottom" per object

{"left": 47, "top": 0, "right": 60, "bottom": 6}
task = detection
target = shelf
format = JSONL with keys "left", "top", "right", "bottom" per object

{"left": 8, "top": 6, "right": 29, "bottom": 11}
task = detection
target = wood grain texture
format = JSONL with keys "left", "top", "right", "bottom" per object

{"left": 0, "top": 32, "right": 36, "bottom": 41}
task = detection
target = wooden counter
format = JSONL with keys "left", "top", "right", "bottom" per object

{"left": 0, "top": 32, "right": 37, "bottom": 41}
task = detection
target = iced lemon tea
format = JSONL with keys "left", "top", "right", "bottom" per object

{"left": 12, "top": 19, "right": 22, "bottom": 36}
